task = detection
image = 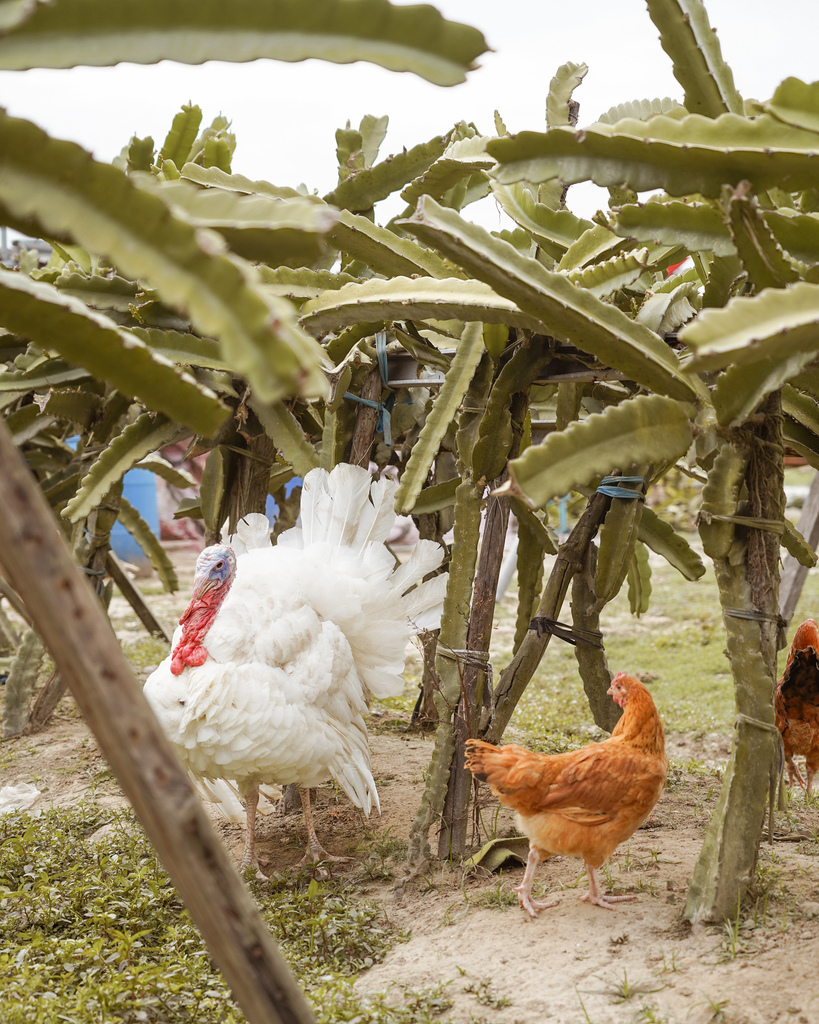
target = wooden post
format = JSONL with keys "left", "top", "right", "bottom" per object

{"left": 780, "top": 471, "right": 819, "bottom": 624}
{"left": 348, "top": 366, "right": 382, "bottom": 468}
{"left": 483, "top": 489, "right": 611, "bottom": 743}
{"left": 106, "top": 551, "right": 172, "bottom": 642}
{"left": 437, "top": 392, "right": 527, "bottom": 858}
{"left": 0, "top": 419, "right": 316, "bottom": 1024}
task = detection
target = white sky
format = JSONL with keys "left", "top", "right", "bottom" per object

{"left": 2, "top": 0, "right": 818, "bottom": 225}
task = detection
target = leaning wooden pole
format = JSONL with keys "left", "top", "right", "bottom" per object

{"left": 0, "top": 419, "right": 317, "bottom": 1024}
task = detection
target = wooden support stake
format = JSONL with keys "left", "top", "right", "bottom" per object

{"left": 0, "top": 573, "right": 33, "bottom": 627}
{"left": 780, "top": 471, "right": 819, "bottom": 624}
{"left": 0, "top": 419, "right": 316, "bottom": 1024}
{"left": 106, "top": 551, "right": 172, "bottom": 642}
{"left": 348, "top": 366, "right": 382, "bottom": 468}
{"left": 483, "top": 488, "right": 611, "bottom": 743}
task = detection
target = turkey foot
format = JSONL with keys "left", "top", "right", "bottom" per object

{"left": 296, "top": 787, "right": 351, "bottom": 876}
{"left": 242, "top": 850, "right": 270, "bottom": 882}
{"left": 240, "top": 785, "right": 271, "bottom": 880}
{"left": 580, "top": 865, "right": 636, "bottom": 910}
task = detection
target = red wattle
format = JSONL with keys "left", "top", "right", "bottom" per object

{"left": 170, "top": 592, "right": 224, "bottom": 674}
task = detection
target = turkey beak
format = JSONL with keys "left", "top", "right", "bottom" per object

{"left": 190, "top": 571, "right": 219, "bottom": 603}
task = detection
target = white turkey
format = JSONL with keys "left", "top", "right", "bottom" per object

{"left": 144, "top": 463, "right": 447, "bottom": 876}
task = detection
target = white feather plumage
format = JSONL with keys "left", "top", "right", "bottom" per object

{"left": 144, "top": 464, "right": 446, "bottom": 849}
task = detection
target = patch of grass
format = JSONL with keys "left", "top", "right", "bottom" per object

{"left": 503, "top": 553, "right": 737, "bottom": 740}
{"left": 584, "top": 968, "right": 666, "bottom": 1005}
{"left": 470, "top": 876, "right": 519, "bottom": 910}
{"left": 636, "top": 1006, "right": 670, "bottom": 1024}
{"left": 693, "top": 993, "right": 731, "bottom": 1023}
{"left": 355, "top": 828, "right": 407, "bottom": 880}
{"left": 462, "top": 976, "right": 512, "bottom": 1009}
{"left": 120, "top": 636, "right": 170, "bottom": 671}
{"left": 0, "top": 804, "right": 446, "bottom": 1024}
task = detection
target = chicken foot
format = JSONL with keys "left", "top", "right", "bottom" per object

{"left": 785, "top": 757, "right": 807, "bottom": 790}
{"left": 513, "top": 848, "right": 558, "bottom": 918}
{"left": 580, "top": 863, "right": 637, "bottom": 910}
{"left": 296, "top": 786, "right": 351, "bottom": 874}
{"left": 241, "top": 784, "right": 270, "bottom": 881}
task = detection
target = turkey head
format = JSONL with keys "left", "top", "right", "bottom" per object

{"left": 171, "top": 545, "right": 236, "bottom": 675}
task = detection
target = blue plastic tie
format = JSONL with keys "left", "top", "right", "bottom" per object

{"left": 375, "top": 330, "right": 389, "bottom": 386}
{"left": 596, "top": 475, "right": 645, "bottom": 500}
{"left": 343, "top": 331, "right": 395, "bottom": 446}
{"left": 343, "top": 391, "right": 393, "bottom": 447}
{"left": 558, "top": 494, "right": 569, "bottom": 534}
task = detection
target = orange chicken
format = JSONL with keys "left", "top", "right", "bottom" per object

{"left": 775, "top": 618, "right": 819, "bottom": 793}
{"left": 465, "top": 673, "right": 667, "bottom": 916}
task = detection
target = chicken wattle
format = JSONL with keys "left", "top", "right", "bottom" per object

{"left": 144, "top": 463, "right": 448, "bottom": 876}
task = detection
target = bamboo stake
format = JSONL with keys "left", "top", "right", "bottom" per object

{"left": 348, "top": 366, "right": 382, "bottom": 468}
{"left": 483, "top": 488, "right": 611, "bottom": 743}
{"left": 780, "top": 471, "right": 819, "bottom": 624}
{"left": 438, "top": 391, "right": 528, "bottom": 857}
{"left": 0, "top": 418, "right": 316, "bottom": 1024}
{"left": 106, "top": 551, "right": 172, "bottom": 642}
{"left": 437, "top": 479, "right": 511, "bottom": 857}
{"left": 0, "top": 573, "right": 33, "bottom": 627}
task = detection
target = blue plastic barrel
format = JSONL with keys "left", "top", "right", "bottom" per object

{"left": 265, "top": 477, "right": 302, "bottom": 523}
{"left": 111, "top": 469, "right": 159, "bottom": 566}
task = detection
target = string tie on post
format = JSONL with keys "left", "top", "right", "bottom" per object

{"left": 528, "top": 617, "right": 604, "bottom": 649}
{"left": 723, "top": 607, "right": 788, "bottom": 630}
{"left": 438, "top": 647, "right": 493, "bottom": 686}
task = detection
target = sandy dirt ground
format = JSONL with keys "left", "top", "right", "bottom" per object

{"left": 3, "top": 546, "right": 819, "bottom": 1024}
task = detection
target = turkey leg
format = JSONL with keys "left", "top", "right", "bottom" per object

{"left": 240, "top": 784, "right": 269, "bottom": 880}
{"left": 296, "top": 786, "right": 351, "bottom": 869}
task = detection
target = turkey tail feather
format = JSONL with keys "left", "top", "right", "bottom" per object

{"left": 228, "top": 513, "right": 272, "bottom": 555}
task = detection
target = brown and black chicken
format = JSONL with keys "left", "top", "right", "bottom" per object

{"left": 775, "top": 618, "right": 819, "bottom": 794}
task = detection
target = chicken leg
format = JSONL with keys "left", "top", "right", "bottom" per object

{"left": 513, "top": 848, "right": 558, "bottom": 918}
{"left": 580, "top": 863, "right": 636, "bottom": 910}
